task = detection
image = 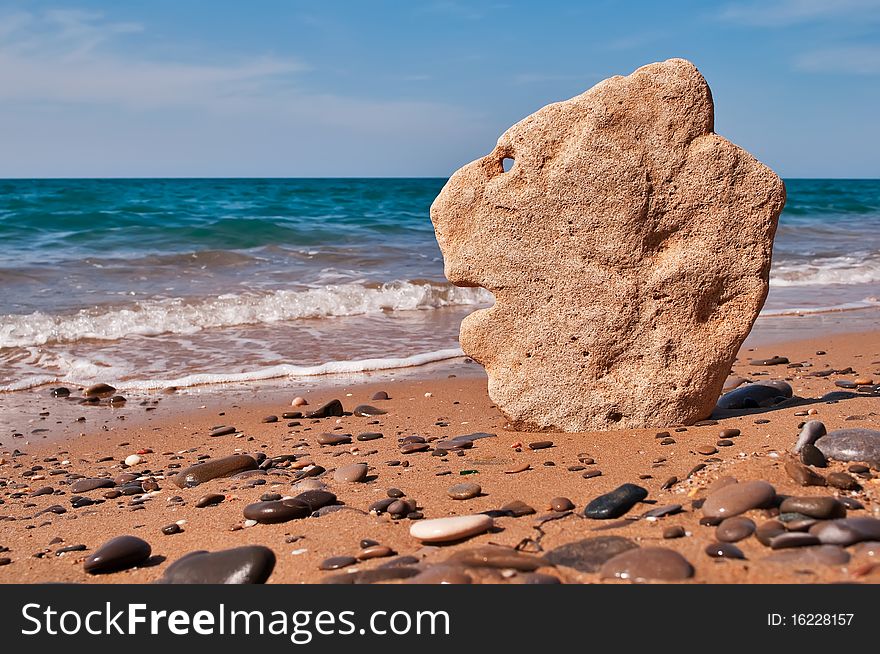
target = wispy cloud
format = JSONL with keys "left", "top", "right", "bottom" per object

{"left": 719, "top": 0, "right": 880, "bottom": 26}
{"left": 0, "top": 10, "right": 305, "bottom": 108}
{"left": 795, "top": 44, "right": 880, "bottom": 74}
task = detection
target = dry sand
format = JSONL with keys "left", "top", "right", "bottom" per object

{"left": 1, "top": 328, "right": 879, "bottom": 584}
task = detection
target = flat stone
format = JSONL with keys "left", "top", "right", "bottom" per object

{"left": 584, "top": 483, "right": 648, "bottom": 519}
{"left": 305, "top": 400, "right": 344, "bottom": 418}
{"left": 550, "top": 497, "right": 575, "bottom": 512}
{"left": 826, "top": 471, "right": 860, "bottom": 490}
{"left": 409, "top": 514, "right": 493, "bottom": 543}
{"left": 447, "top": 483, "right": 481, "bottom": 500}
{"left": 353, "top": 404, "right": 386, "bottom": 416}
{"left": 715, "top": 516, "right": 756, "bottom": 543}
{"left": 356, "top": 545, "right": 394, "bottom": 561}
{"left": 409, "top": 566, "right": 473, "bottom": 584}
{"left": 446, "top": 545, "right": 546, "bottom": 571}
{"left": 317, "top": 433, "right": 352, "bottom": 446}
{"left": 809, "top": 518, "right": 880, "bottom": 546}
{"left": 84, "top": 535, "right": 151, "bottom": 574}
{"left": 715, "top": 380, "right": 792, "bottom": 410}
{"left": 292, "top": 490, "right": 337, "bottom": 511}
{"left": 70, "top": 478, "right": 115, "bottom": 493}
{"left": 600, "top": 547, "right": 695, "bottom": 581}
{"left": 195, "top": 493, "right": 224, "bottom": 508}
{"left": 702, "top": 480, "right": 775, "bottom": 519}
{"left": 755, "top": 519, "right": 786, "bottom": 546}
{"left": 779, "top": 496, "right": 846, "bottom": 520}
{"left": 749, "top": 356, "right": 789, "bottom": 366}
{"left": 172, "top": 454, "right": 258, "bottom": 488}
{"left": 371, "top": 391, "right": 390, "bottom": 400}
{"left": 209, "top": 426, "right": 237, "bottom": 437}
{"left": 430, "top": 58, "right": 785, "bottom": 431}
{"left": 762, "top": 545, "right": 850, "bottom": 566}
{"left": 320, "top": 555, "right": 357, "bottom": 571}
{"left": 545, "top": 536, "right": 638, "bottom": 572}
{"left": 323, "top": 567, "right": 420, "bottom": 585}
{"left": 769, "top": 532, "right": 820, "bottom": 549}
{"left": 334, "top": 463, "right": 368, "bottom": 483}
{"left": 784, "top": 460, "right": 825, "bottom": 487}
{"left": 815, "top": 428, "right": 880, "bottom": 465}
{"left": 499, "top": 500, "right": 536, "bottom": 517}
{"left": 243, "top": 499, "right": 310, "bottom": 524}
{"left": 158, "top": 546, "right": 275, "bottom": 584}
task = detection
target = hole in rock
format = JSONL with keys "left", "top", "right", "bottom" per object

{"left": 502, "top": 157, "right": 514, "bottom": 172}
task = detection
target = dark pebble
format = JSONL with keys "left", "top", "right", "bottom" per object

{"left": 84, "top": 536, "right": 151, "bottom": 574}
{"left": 705, "top": 542, "right": 745, "bottom": 559}
{"left": 196, "top": 493, "right": 225, "bottom": 508}
{"left": 544, "top": 536, "right": 638, "bottom": 572}
{"left": 584, "top": 483, "right": 648, "bottom": 519}
{"left": 158, "top": 546, "right": 275, "bottom": 584}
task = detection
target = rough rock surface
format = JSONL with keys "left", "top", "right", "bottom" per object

{"left": 430, "top": 58, "right": 785, "bottom": 431}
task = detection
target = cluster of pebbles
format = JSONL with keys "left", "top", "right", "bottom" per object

{"left": 1, "top": 350, "right": 879, "bottom": 584}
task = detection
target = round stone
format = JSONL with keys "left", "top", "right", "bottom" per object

{"left": 84, "top": 535, "right": 151, "bottom": 574}
{"left": 663, "top": 526, "right": 686, "bottom": 539}
{"left": 702, "top": 480, "right": 775, "bottom": 519}
{"left": 800, "top": 443, "right": 827, "bottom": 467}
{"left": 334, "top": 463, "right": 369, "bottom": 483}
{"left": 550, "top": 497, "right": 575, "bottom": 512}
{"left": 715, "top": 516, "right": 756, "bottom": 543}
{"left": 778, "top": 496, "right": 846, "bottom": 520}
{"left": 319, "top": 556, "right": 357, "bottom": 571}
{"left": 600, "top": 547, "right": 694, "bottom": 581}
{"left": 816, "top": 428, "right": 880, "bottom": 464}
{"left": 409, "top": 514, "right": 493, "bottom": 543}
{"left": 705, "top": 542, "right": 745, "bottom": 559}
{"left": 584, "top": 483, "right": 648, "bottom": 519}
{"left": 447, "top": 483, "right": 481, "bottom": 500}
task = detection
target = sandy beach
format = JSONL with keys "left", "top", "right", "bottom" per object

{"left": 1, "top": 320, "right": 878, "bottom": 584}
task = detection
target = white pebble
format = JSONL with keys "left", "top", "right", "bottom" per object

{"left": 410, "top": 514, "right": 493, "bottom": 543}
{"left": 124, "top": 454, "right": 142, "bottom": 466}
{"left": 424, "top": 392, "right": 433, "bottom": 398}
{"left": 291, "top": 396, "right": 308, "bottom": 406}
{"left": 243, "top": 519, "right": 257, "bottom": 528}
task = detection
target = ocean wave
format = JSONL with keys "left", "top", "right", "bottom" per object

{"left": 0, "top": 281, "right": 493, "bottom": 348}
{"left": 771, "top": 254, "right": 880, "bottom": 286}
{"left": 759, "top": 298, "right": 880, "bottom": 317}
{"left": 0, "top": 348, "right": 467, "bottom": 392}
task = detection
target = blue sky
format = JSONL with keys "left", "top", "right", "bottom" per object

{"left": 1, "top": 0, "right": 879, "bottom": 177}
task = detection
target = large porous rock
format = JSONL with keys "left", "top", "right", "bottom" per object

{"left": 430, "top": 59, "right": 785, "bottom": 431}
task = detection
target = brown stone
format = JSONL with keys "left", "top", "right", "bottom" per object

{"left": 430, "top": 58, "right": 785, "bottom": 431}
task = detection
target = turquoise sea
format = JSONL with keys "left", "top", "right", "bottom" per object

{"left": 0, "top": 178, "right": 878, "bottom": 391}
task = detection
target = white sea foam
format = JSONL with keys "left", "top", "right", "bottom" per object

{"left": 0, "top": 281, "right": 493, "bottom": 348}
{"left": 0, "top": 348, "right": 467, "bottom": 392}
{"left": 771, "top": 255, "right": 880, "bottom": 286}
{"left": 759, "top": 298, "right": 880, "bottom": 317}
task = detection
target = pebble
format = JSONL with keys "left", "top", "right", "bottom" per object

{"left": 84, "top": 535, "right": 151, "bottom": 574}
{"left": 356, "top": 432, "right": 383, "bottom": 441}
{"left": 663, "top": 526, "right": 686, "bottom": 539}
{"left": 749, "top": 356, "right": 789, "bottom": 366}
{"left": 51, "top": 386, "right": 71, "bottom": 397}
{"left": 715, "top": 380, "right": 792, "bottom": 410}
{"left": 209, "top": 426, "right": 237, "bottom": 437}
{"left": 371, "top": 391, "right": 390, "bottom": 400}
{"left": 500, "top": 500, "right": 536, "bottom": 517}
{"left": 784, "top": 460, "right": 826, "bottom": 487}
{"left": 584, "top": 483, "right": 648, "bottom": 519}
{"left": 504, "top": 463, "right": 530, "bottom": 474}
{"left": 400, "top": 442, "right": 430, "bottom": 454}
{"left": 705, "top": 542, "right": 745, "bottom": 559}
{"left": 158, "top": 546, "right": 275, "bottom": 584}
{"left": 697, "top": 445, "right": 717, "bottom": 455}
{"left": 243, "top": 499, "right": 310, "bottom": 524}
{"left": 447, "top": 482, "right": 481, "bottom": 500}
{"left": 582, "top": 469, "right": 602, "bottom": 479}
{"left": 305, "top": 400, "right": 344, "bottom": 418}
{"left": 550, "top": 497, "right": 574, "bottom": 512}
{"left": 528, "top": 440, "right": 553, "bottom": 450}
{"left": 409, "top": 514, "right": 493, "bottom": 543}
{"left": 317, "top": 433, "right": 352, "bottom": 446}
{"left": 719, "top": 428, "right": 741, "bottom": 438}
{"left": 357, "top": 545, "right": 393, "bottom": 560}
{"left": 800, "top": 443, "right": 827, "bottom": 468}
{"left": 599, "top": 547, "right": 694, "bottom": 581}
{"left": 172, "top": 454, "right": 258, "bottom": 488}
{"left": 716, "top": 516, "right": 756, "bottom": 542}
{"left": 827, "top": 471, "right": 860, "bottom": 490}
{"left": 292, "top": 396, "right": 308, "bottom": 406}
{"left": 779, "top": 496, "right": 846, "bottom": 520}
{"left": 763, "top": 545, "right": 850, "bottom": 566}
{"left": 755, "top": 519, "right": 786, "bottom": 546}
{"left": 334, "top": 463, "right": 369, "bottom": 483}
{"left": 84, "top": 383, "right": 116, "bottom": 398}
{"left": 353, "top": 404, "right": 386, "bottom": 416}
{"left": 70, "top": 478, "right": 115, "bottom": 493}
{"left": 815, "top": 428, "right": 880, "bottom": 464}
{"left": 544, "top": 536, "right": 638, "bottom": 572}
{"left": 196, "top": 493, "right": 225, "bottom": 508}
{"left": 769, "top": 532, "right": 820, "bottom": 549}
{"left": 124, "top": 454, "right": 142, "bottom": 467}
{"left": 320, "top": 556, "right": 357, "bottom": 571}
{"left": 410, "top": 566, "right": 472, "bottom": 584}
{"left": 702, "top": 480, "right": 775, "bottom": 519}
{"left": 261, "top": 415, "right": 278, "bottom": 423}
{"left": 293, "top": 490, "right": 337, "bottom": 511}
{"left": 446, "top": 546, "right": 546, "bottom": 571}
{"left": 161, "top": 524, "right": 182, "bottom": 535}
{"left": 793, "top": 420, "right": 826, "bottom": 453}
{"left": 809, "top": 518, "right": 880, "bottom": 546}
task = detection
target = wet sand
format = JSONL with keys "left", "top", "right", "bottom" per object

{"left": 1, "top": 328, "right": 879, "bottom": 584}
